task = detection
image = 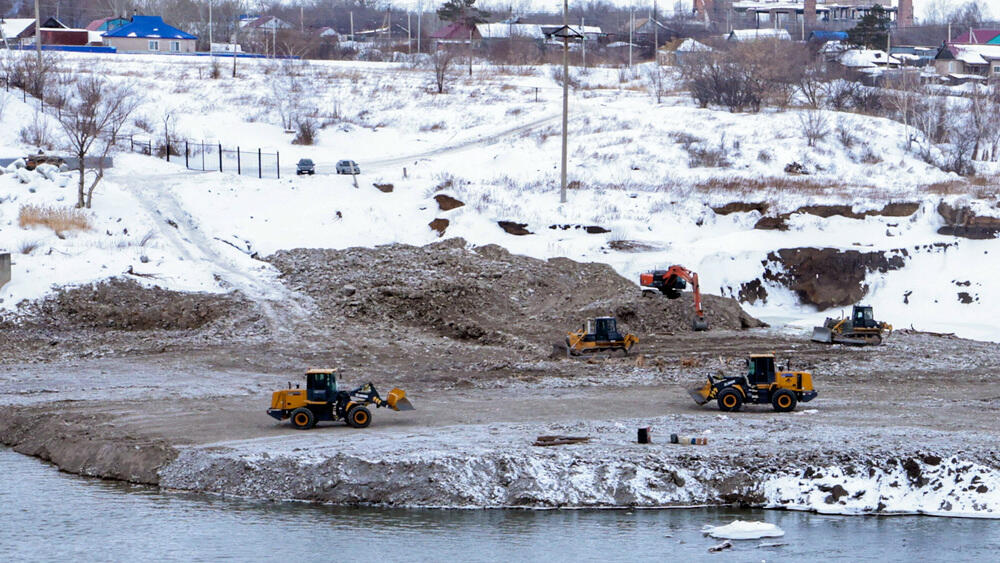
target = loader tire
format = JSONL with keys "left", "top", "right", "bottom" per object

{"left": 771, "top": 389, "right": 797, "bottom": 413}
{"left": 347, "top": 406, "right": 372, "bottom": 428}
{"left": 290, "top": 407, "right": 315, "bottom": 430}
{"left": 717, "top": 388, "right": 742, "bottom": 412}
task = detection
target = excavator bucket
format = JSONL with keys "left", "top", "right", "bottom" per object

{"left": 692, "top": 317, "right": 709, "bottom": 331}
{"left": 688, "top": 380, "right": 712, "bottom": 405}
{"left": 386, "top": 388, "right": 415, "bottom": 411}
{"left": 811, "top": 326, "right": 833, "bottom": 343}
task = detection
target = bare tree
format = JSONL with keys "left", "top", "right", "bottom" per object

{"left": 645, "top": 64, "right": 669, "bottom": 104}
{"left": 430, "top": 48, "right": 456, "bottom": 94}
{"left": 56, "top": 76, "right": 141, "bottom": 209}
{"left": 884, "top": 71, "right": 922, "bottom": 151}
{"left": 798, "top": 110, "right": 830, "bottom": 147}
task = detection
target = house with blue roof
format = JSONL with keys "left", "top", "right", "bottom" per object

{"left": 102, "top": 15, "right": 197, "bottom": 54}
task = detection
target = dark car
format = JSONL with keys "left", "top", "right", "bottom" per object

{"left": 296, "top": 158, "right": 316, "bottom": 175}
{"left": 335, "top": 160, "right": 360, "bottom": 175}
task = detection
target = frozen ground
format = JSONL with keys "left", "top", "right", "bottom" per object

{"left": 1, "top": 53, "right": 998, "bottom": 340}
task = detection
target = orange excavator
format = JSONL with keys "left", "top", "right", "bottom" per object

{"left": 640, "top": 265, "right": 708, "bottom": 331}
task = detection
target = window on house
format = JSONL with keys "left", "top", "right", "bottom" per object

{"left": 170, "top": 41, "right": 180, "bottom": 52}
{"left": 994, "top": 66, "right": 1000, "bottom": 74}
{"left": 148, "top": 40, "right": 159, "bottom": 50}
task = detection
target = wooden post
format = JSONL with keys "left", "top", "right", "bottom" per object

{"left": 276, "top": 151, "right": 280, "bottom": 178}
{"left": 237, "top": 147, "right": 241, "bottom": 175}
{"left": 0, "top": 252, "right": 10, "bottom": 290}
{"left": 218, "top": 143, "right": 223, "bottom": 172}
{"left": 166, "top": 142, "right": 170, "bottom": 162}
{"left": 258, "top": 148, "right": 262, "bottom": 178}
{"left": 185, "top": 141, "right": 189, "bottom": 168}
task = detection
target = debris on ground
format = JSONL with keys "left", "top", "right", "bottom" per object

{"left": 533, "top": 435, "right": 590, "bottom": 446}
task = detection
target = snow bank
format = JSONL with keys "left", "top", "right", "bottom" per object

{"left": 765, "top": 457, "right": 1000, "bottom": 518}
{"left": 702, "top": 520, "right": 785, "bottom": 540}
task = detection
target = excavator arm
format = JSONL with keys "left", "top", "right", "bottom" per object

{"left": 640, "top": 265, "right": 708, "bottom": 331}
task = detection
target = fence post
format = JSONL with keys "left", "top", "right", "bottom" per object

{"left": 276, "top": 151, "right": 280, "bottom": 179}
{"left": 237, "top": 146, "right": 241, "bottom": 175}
{"left": 201, "top": 142, "right": 205, "bottom": 171}
{"left": 166, "top": 142, "right": 170, "bottom": 163}
{"left": 218, "top": 143, "right": 223, "bottom": 172}
{"left": 258, "top": 148, "right": 262, "bottom": 179}
{"left": 130, "top": 135, "right": 134, "bottom": 151}
{"left": 185, "top": 141, "right": 189, "bottom": 168}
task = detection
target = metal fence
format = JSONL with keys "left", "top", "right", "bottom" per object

{"left": 122, "top": 136, "right": 282, "bottom": 179}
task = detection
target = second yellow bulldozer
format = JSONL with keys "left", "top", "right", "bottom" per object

{"left": 553, "top": 317, "right": 639, "bottom": 357}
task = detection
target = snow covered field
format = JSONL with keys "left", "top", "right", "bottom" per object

{"left": 1, "top": 52, "right": 998, "bottom": 340}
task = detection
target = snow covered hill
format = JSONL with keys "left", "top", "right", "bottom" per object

{"left": 1, "top": 53, "right": 997, "bottom": 341}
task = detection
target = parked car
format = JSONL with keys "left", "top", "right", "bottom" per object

{"left": 336, "top": 160, "right": 360, "bottom": 175}
{"left": 296, "top": 158, "right": 315, "bottom": 175}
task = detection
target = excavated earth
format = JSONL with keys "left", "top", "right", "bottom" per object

{"left": 2, "top": 239, "right": 1000, "bottom": 515}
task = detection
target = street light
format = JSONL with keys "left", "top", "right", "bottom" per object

{"left": 552, "top": 7, "right": 581, "bottom": 204}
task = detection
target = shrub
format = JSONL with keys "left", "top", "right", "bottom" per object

{"left": 292, "top": 119, "right": 318, "bottom": 145}
{"left": 18, "top": 205, "right": 91, "bottom": 237}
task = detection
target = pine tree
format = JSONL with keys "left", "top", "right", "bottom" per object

{"left": 436, "top": 0, "right": 490, "bottom": 27}
{"left": 847, "top": 5, "right": 891, "bottom": 49}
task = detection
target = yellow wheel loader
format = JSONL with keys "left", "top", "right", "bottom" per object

{"left": 553, "top": 317, "right": 639, "bottom": 357}
{"left": 812, "top": 304, "right": 892, "bottom": 346}
{"left": 267, "top": 369, "right": 414, "bottom": 430}
{"left": 688, "top": 354, "right": 817, "bottom": 412}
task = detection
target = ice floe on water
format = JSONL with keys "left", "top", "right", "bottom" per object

{"left": 702, "top": 520, "right": 785, "bottom": 540}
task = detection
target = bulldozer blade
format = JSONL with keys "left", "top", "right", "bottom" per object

{"left": 550, "top": 341, "right": 571, "bottom": 359}
{"left": 386, "top": 388, "right": 415, "bottom": 411}
{"left": 811, "top": 327, "right": 833, "bottom": 343}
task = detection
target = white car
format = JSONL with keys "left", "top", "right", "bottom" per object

{"left": 336, "top": 160, "right": 360, "bottom": 175}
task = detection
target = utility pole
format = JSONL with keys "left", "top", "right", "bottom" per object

{"left": 468, "top": 27, "right": 473, "bottom": 76}
{"left": 628, "top": 9, "right": 633, "bottom": 68}
{"left": 300, "top": 6, "right": 304, "bottom": 34}
{"left": 559, "top": 0, "right": 570, "bottom": 204}
{"left": 417, "top": 1, "right": 422, "bottom": 53}
{"left": 407, "top": 12, "right": 411, "bottom": 54}
{"left": 34, "top": 0, "right": 41, "bottom": 66}
{"left": 350, "top": 12, "right": 354, "bottom": 42}
{"left": 653, "top": 1, "right": 658, "bottom": 54}
{"left": 581, "top": 17, "right": 586, "bottom": 68}
{"left": 209, "top": 2, "right": 213, "bottom": 57}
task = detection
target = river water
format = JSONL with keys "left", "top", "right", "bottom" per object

{"left": 2, "top": 449, "right": 999, "bottom": 562}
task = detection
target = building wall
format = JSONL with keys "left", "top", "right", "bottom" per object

{"left": 104, "top": 36, "right": 196, "bottom": 53}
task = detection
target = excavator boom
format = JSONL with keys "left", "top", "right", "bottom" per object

{"left": 640, "top": 265, "right": 708, "bottom": 331}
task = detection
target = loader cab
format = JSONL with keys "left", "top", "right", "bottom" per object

{"left": 305, "top": 369, "right": 338, "bottom": 402}
{"left": 585, "top": 317, "right": 623, "bottom": 342}
{"left": 853, "top": 305, "right": 876, "bottom": 328}
{"left": 746, "top": 355, "right": 777, "bottom": 385}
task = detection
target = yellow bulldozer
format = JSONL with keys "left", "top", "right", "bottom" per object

{"left": 267, "top": 369, "right": 414, "bottom": 430}
{"left": 688, "top": 354, "right": 817, "bottom": 412}
{"left": 811, "top": 304, "right": 892, "bottom": 346}
{"left": 552, "top": 317, "right": 639, "bottom": 357}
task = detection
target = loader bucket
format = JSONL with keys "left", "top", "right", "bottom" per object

{"left": 386, "top": 388, "right": 415, "bottom": 411}
{"left": 811, "top": 326, "right": 833, "bottom": 343}
{"left": 688, "top": 381, "right": 712, "bottom": 406}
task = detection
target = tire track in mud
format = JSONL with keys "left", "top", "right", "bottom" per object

{"left": 123, "top": 172, "right": 314, "bottom": 341}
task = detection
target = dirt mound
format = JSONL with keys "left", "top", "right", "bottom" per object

{"left": 763, "top": 248, "right": 907, "bottom": 309}
{"left": 15, "top": 278, "right": 248, "bottom": 331}
{"left": 267, "top": 238, "right": 762, "bottom": 348}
